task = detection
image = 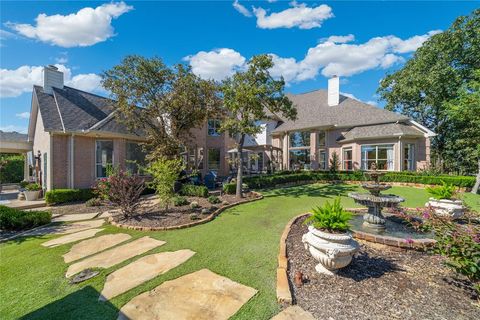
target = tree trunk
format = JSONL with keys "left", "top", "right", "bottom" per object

{"left": 472, "top": 158, "right": 480, "bottom": 194}
{"left": 236, "top": 134, "right": 245, "bottom": 199}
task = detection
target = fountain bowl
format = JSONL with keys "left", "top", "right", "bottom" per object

{"left": 361, "top": 183, "right": 391, "bottom": 193}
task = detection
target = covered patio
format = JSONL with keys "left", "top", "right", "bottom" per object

{"left": 227, "top": 145, "right": 283, "bottom": 175}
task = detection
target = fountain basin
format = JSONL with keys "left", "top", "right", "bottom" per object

{"left": 361, "top": 183, "right": 391, "bottom": 194}
{"left": 348, "top": 192, "right": 404, "bottom": 207}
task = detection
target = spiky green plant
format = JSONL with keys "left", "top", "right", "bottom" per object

{"left": 304, "top": 198, "right": 353, "bottom": 233}
{"left": 426, "top": 181, "right": 457, "bottom": 200}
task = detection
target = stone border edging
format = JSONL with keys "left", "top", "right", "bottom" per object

{"left": 108, "top": 191, "right": 263, "bottom": 231}
{"left": 275, "top": 209, "right": 437, "bottom": 304}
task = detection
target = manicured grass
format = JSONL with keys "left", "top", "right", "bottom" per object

{"left": 0, "top": 183, "right": 478, "bottom": 320}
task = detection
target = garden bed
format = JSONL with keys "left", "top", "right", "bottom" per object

{"left": 110, "top": 192, "right": 261, "bottom": 230}
{"left": 47, "top": 202, "right": 113, "bottom": 216}
{"left": 286, "top": 215, "right": 479, "bottom": 319}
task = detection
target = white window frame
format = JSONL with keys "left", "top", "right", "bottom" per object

{"left": 207, "top": 119, "right": 221, "bottom": 137}
{"left": 404, "top": 143, "right": 415, "bottom": 171}
{"left": 342, "top": 147, "right": 353, "bottom": 171}
{"left": 95, "top": 140, "right": 114, "bottom": 178}
{"left": 361, "top": 143, "right": 395, "bottom": 171}
{"left": 319, "top": 149, "right": 328, "bottom": 171}
{"left": 318, "top": 131, "right": 326, "bottom": 147}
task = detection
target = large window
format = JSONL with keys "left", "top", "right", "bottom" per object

{"left": 318, "top": 131, "right": 326, "bottom": 147}
{"left": 289, "top": 131, "right": 310, "bottom": 148}
{"left": 207, "top": 119, "right": 221, "bottom": 136}
{"left": 96, "top": 140, "right": 113, "bottom": 178}
{"left": 361, "top": 144, "right": 394, "bottom": 171}
{"left": 126, "top": 142, "right": 146, "bottom": 174}
{"left": 343, "top": 148, "right": 353, "bottom": 171}
{"left": 290, "top": 149, "right": 311, "bottom": 170}
{"left": 208, "top": 148, "right": 221, "bottom": 170}
{"left": 404, "top": 144, "right": 415, "bottom": 171}
{"left": 319, "top": 150, "right": 327, "bottom": 170}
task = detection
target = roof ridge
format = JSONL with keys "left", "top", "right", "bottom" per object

{"left": 63, "top": 85, "right": 111, "bottom": 100}
{"left": 52, "top": 90, "right": 66, "bottom": 133}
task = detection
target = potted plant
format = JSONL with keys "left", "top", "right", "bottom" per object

{"left": 425, "top": 181, "right": 464, "bottom": 219}
{"left": 302, "top": 198, "right": 359, "bottom": 275}
{"left": 24, "top": 183, "right": 42, "bottom": 201}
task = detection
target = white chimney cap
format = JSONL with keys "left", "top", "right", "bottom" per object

{"left": 43, "top": 65, "right": 64, "bottom": 94}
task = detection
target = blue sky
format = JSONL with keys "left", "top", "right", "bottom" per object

{"left": 0, "top": 1, "right": 477, "bottom": 134}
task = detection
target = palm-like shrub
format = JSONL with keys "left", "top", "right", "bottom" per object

{"left": 304, "top": 198, "right": 353, "bottom": 233}
{"left": 426, "top": 181, "right": 457, "bottom": 200}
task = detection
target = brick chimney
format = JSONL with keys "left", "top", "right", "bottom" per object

{"left": 328, "top": 75, "right": 340, "bottom": 106}
{"left": 43, "top": 65, "right": 64, "bottom": 94}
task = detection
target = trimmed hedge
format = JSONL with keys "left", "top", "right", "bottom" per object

{"left": 180, "top": 184, "right": 209, "bottom": 198}
{"left": 243, "top": 171, "right": 476, "bottom": 189}
{"left": 0, "top": 205, "right": 51, "bottom": 231}
{"left": 0, "top": 154, "right": 24, "bottom": 183}
{"left": 45, "top": 189, "right": 94, "bottom": 205}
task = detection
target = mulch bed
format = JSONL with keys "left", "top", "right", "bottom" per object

{"left": 47, "top": 202, "right": 113, "bottom": 216}
{"left": 113, "top": 192, "right": 257, "bottom": 229}
{"left": 287, "top": 216, "right": 480, "bottom": 320}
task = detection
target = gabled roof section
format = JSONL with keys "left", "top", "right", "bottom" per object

{"left": 33, "top": 85, "right": 64, "bottom": 131}
{"left": 337, "top": 122, "right": 424, "bottom": 143}
{"left": 272, "top": 89, "right": 408, "bottom": 133}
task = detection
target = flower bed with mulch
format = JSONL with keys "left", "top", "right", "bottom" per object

{"left": 111, "top": 192, "right": 261, "bottom": 230}
{"left": 46, "top": 202, "right": 113, "bottom": 216}
{"left": 286, "top": 215, "right": 480, "bottom": 320}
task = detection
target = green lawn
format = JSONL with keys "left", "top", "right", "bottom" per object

{"left": 0, "top": 183, "right": 478, "bottom": 320}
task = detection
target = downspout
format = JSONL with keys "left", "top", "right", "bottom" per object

{"left": 49, "top": 133, "right": 54, "bottom": 191}
{"left": 70, "top": 134, "right": 75, "bottom": 188}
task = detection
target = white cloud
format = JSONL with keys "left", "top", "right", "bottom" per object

{"left": 7, "top": 2, "right": 133, "bottom": 47}
{"left": 366, "top": 100, "right": 378, "bottom": 106}
{"left": 16, "top": 112, "right": 30, "bottom": 119}
{"left": 253, "top": 2, "right": 333, "bottom": 29}
{"left": 325, "top": 34, "right": 354, "bottom": 43}
{"left": 0, "top": 64, "right": 104, "bottom": 98}
{"left": 0, "top": 29, "right": 17, "bottom": 46}
{"left": 0, "top": 125, "right": 28, "bottom": 134}
{"left": 232, "top": 0, "right": 252, "bottom": 17}
{"left": 391, "top": 30, "right": 441, "bottom": 53}
{"left": 184, "top": 48, "right": 246, "bottom": 81}
{"left": 55, "top": 52, "right": 69, "bottom": 64}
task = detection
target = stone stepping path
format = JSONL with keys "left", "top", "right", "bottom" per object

{"left": 63, "top": 233, "right": 132, "bottom": 263}
{"left": 99, "top": 249, "right": 196, "bottom": 301}
{"left": 118, "top": 268, "right": 257, "bottom": 320}
{"left": 271, "top": 306, "right": 316, "bottom": 320}
{"left": 25, "top": 219, "right": 104, "bottom": 237}
{"left": 52, "top": 213, "right": 99, "bottom": 222}
{"left": 42, "top": 228, "right": 104, "bottom": 248}
{"left": 66, "top": 236, "right": 165, "bottom": 278}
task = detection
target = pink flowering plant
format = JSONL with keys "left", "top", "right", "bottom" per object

{"left": 93, "top": 177, "right": 111, "bottom": 201}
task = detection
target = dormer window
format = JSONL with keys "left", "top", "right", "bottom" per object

{"left": 208, "top": 119, "right": 221, "bottom": 136}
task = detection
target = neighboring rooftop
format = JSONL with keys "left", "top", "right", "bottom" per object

{"left": 0, "top": 130, "right": 28, "bottom": 142}
{"left": 272, "top": 90, "right": 408, "bottom": 133}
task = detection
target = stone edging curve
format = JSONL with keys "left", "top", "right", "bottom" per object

{"left": 108, "top": 191, "right": 263, "bottom": 231}
{"left": 275, "top": 210, "right": 436, "bottom": 305}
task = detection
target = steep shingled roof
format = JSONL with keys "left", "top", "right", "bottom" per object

{"left": 0, "top": 130, "right": 28, "bottom": 142}
{"left": 337, "top": 122, "right": 424, "bottom": 143}
{"left": 272, "top": 90, "right": 408, "bottom": 133}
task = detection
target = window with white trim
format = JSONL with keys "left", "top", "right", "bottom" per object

{"left": 96, "top": 140, "right": 113, "bottom": 178}
{"left": 361, "top": 144, "right": 394, "bottom": 171}
{"left": 404, "top": 144, "right": 415, "bottom": 171}
{"left": 342, "top": 148, "right": 353, "bottom": 171}
{"left": 319, "top": 150, "right": 327, "bottom": 170}
{"left": 318, "top": 131, "right": 326, "bottom": 147}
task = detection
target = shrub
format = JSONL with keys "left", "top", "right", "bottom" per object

{"left": 190, "top": 201, "right": 199, "bottom": 209}
{"left": 108, "top": 170, "right": 145, "bottom": 217}
{"left": 19, "top": 180, "right": 29, "bottom": 188}
{"left": 207, "top": 195, "right": 221, "bottom": 204}
{"left": 45, "top": 189, "right": 94, "bottom": 205}
{"left": 426, "top": 181, "right": 457, "bottom": 200}
{"left": 172, "top": 196, "right": 189, "bottom": 206}
{"left": 180, "top": 184, "right": 209, "bottom": 198}
{"left": 85, "top": 198, "right": 103, "bottom": 207}
{"left": 93, "top": 178, "right": 111, "bottom": 200}
{"left": 0, "top": 205, "right": 51, "bottom": 231}
{"left": 147, "top": 157, "right": 184, "bottom": 209}
{"left": 25, "top": 183, "right": 41, "bottom": 191}
{"left": 189, "top": 213, "right": 199, "bottom": 220}
{"left": 222, "top": 183, "right": 248, "bottom": 195}
{"left": 304, "top": 198, "right": 353, "bottom": 233}
{"left": 0, "top": 154, "right": 24, "bottom": 184}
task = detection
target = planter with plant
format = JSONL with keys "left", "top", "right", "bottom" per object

{"left": 425, "top": 181, "right": 465, "bottom": 219}
{"left": 302, "top": 198, "right": 359, "bottom": 275}
{"left": 24, "top": 183, "right": 42, "bottom": 201}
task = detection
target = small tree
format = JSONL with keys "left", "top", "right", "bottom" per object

{"left": 329, "top": 151, "right": 340, "bottom": 174}
{"left": 221, "top": 54, "right": 297, "bottom": 198}
{"left": 147, "top": 157, "right": 184, "bottom": 209}
{"left": 108, "top": 170, "right": 146, "bottom": 218}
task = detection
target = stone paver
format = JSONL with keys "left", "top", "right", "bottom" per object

{"left": 271, "top": 306, "right": 316, "bottom": 320}
{"left": 42, "top": 228, "right": 104, "bottom": 248}
{"left": 118, "top": 268, "right": 257, "bottom": 320}
{"left": 24, "top": 219, "right": 105, "bottom": 237}
{"left": 53, "top": 213, "right": 99, "bottom": 222}
{"left": 63, "top": 233, "right": 132, "bottom": 263}
{"left": 99, "top": 249, "right": 196, "bottom": 301}
{"left": 65, "top": 236, "right": 165, "bottom": 278}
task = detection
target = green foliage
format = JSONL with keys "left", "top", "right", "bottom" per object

{"left": 222, "top": 183, "right": 237, "bottom": 195}
{"left": 190, "top": 201, "right": 199, "bottom": 209}
{"left": 25, "top": 183, "right": 41, "bottom": 191}
{"left": 44, "top": 189, "right": 94, "bottom": 205}
{"left": 85, "top": 198, "right": 103, "bottom": 207}
{"left": 0, "top": 205, "right": 51, "bottom": 231}
{"left": 189, "top": 213, "right": 199, "bottom": 220}
{"left": 0, "top": 154, "right": 24, "bottom": 184}
{"left": 329, "top": 151, "right": 340, "bottom": 174}
{"left": 147, "top": 157, "right": 184, "bottom": 208}
{"left": 19, "top": 180, "right": 28, "bottom": 188}
{"left": 93, "top": 178, "right": 111, "bottom": 200}
{"left": 172, "top": 196, "right": 189, "bottom": 206}
{"left": 426, "top": 181, "right": 457, "bottom": 200}
{"left": 304, "top": 198, "right": 353, "bottom": 232}
{"left": 180, "top": 184, "right": 209, "bottom": 197}
{"left": 102, "top": 55, "right": 222, "bottom": 159}
{"left": 207, "top": 195, "right": 221, "bottom": 204}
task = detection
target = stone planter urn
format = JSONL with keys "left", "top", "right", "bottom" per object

{"left": 425, "top": 198, "right": 465, "bottom": 219}
{"left": 302, "top": 226, "right": 359, "bottom": 275}
{"left": 24, "top": 190, "right": 41, "bottom": 201}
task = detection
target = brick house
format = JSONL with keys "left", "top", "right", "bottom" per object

{"left": 27, "top": 66, "right": 434, "bottom": 191}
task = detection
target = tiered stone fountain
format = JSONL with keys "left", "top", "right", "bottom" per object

{"left": 348, "top": 163, "right": 404, "bottom": 231}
